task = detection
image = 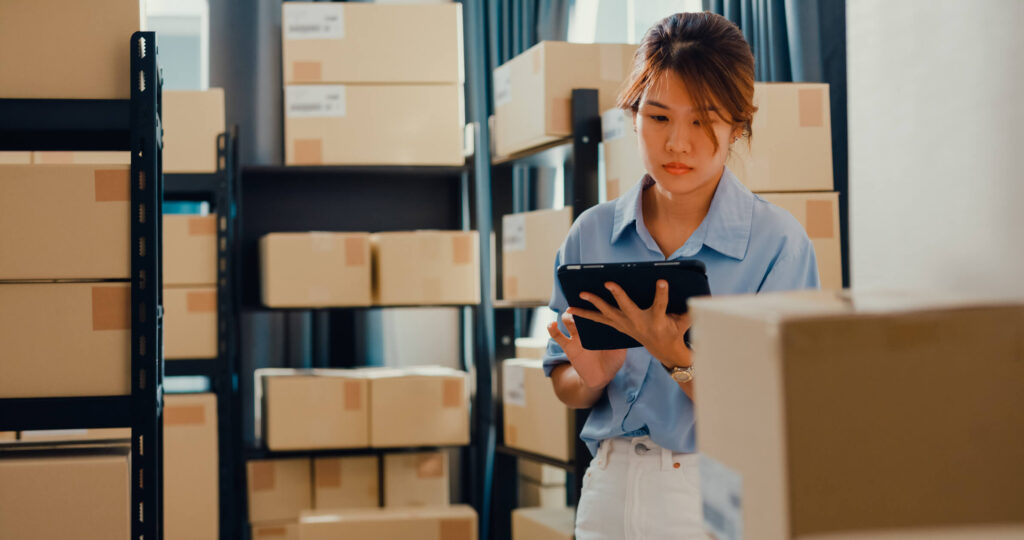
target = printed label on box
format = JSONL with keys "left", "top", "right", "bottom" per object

{"left": 493, "top": 65, "right": 512, "bottom": 108}
{"left": 699, "top": 453, "right": 743, "bottom": 540}
{"left": 502, "top": 364, "right": 526, "bottom": 407}
{"left": 602, "top": 109, "right": 627, "bottom": 141}
{"left": 284, "top": 4, "right": 345, "bottom": 40}
{"left": 286, "top": 85, "right": 347, "bottom": 118}
{"left": 503, "top": 214, "right": 527, "bottom": 252}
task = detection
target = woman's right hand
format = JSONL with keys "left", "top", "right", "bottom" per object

{"left": 547, "top": 312, "right": 627, "bottom": 390}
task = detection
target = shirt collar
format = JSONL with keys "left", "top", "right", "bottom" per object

{"left": 610, "top": 167, "right": 754, "bottom": 260}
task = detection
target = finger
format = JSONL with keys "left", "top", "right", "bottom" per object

{"left": 547, "top": 321, "right": 570, "bottom": 349}
{"left": 651, "top": 279, "right": 669, "bottom": 314}
{"left": 604, "top": 281, "right": 641, "bottom": 316}
{"left": 579, "top": 290, "right": 622, "bottom": 321}
{"left": 561, "top": 312, "right": 582, "bottom": 340}
{"left": 567, "top": 307, "right": 616, "bottom": 328}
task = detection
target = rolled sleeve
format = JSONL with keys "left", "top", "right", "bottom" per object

{"left": 758, "top": 238, "right": 821, "bottom": 292}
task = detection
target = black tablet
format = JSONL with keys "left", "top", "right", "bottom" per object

{"left": 556, "top": 260, "right": 710, "bottom": 350}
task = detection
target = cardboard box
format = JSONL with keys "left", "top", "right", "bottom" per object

{"left": 247, "top": 458, "right": 313, "bottom": 524}
{"left": 364, "top": 367, "right": 470, "bottom": 447}
{"left": 690, "top": 290, "right": 1024, "bottom": 540}
{"left": 493, "top": 41, "right": 637, "bottom": 157}
{"left": 32, "top": 151, "right": 130, "bottom": 164}
{"left": 0, "top": 0, "right": 143, "bottom": 99}
{"left": 800, "top": 524, "right": 1024, "bottom": 540}
{"left": 0, "top": 152, "right": 32, "bottom": 164}
{"left": 517, "top": 458, "right": 566, "bottom": 486}
{"left": 502, "top": 207, "right": 572, "bottom": 302}
{"left": 299, "top": 505, "right": 478, "bottom": 540}
{"left": 252, "top": 522, "right": 299, "bottom": 540}
{"left": 758, "top": 192, "right": 842, "bottom": 290}
{"left": 601, "top": 107, "right": 645, "bottom": 200}
{"left": 512, "top": 507, "right": 575, "bottom": 540}
{"left": 17, "top": 428, "right": 131, "bottom": 442}
{"left": 258, "top": 369, "right": 370, "bottom": 450}
{"left": 164, "top": 393, "right": 219, "bottom": 540}
{"left": 260, "top": 232, "right": 373, "bottom": 308}
{"left": 383, "top": 451, "right": 449, "bottom": 508}
{"left": 285, "top": 84, "right": 465, "bottom": 166}
{"left": 314, "top": 456, "right": 380, "bottom": 510}
{"left": 0, "top": 432, "right": 16, "bottom": 442}
{"left": 0, "top": 282, "right": 130, "bottom": 398}
{"left": 164, "top": 287, "right": 218, "bottom": 360}
{"left": 163, "top": 89, "right": 226, "bottom": 173}
{"left": 282, "top": 3, "right": 463, "bottom": 84}
{"left": 0, "top": 448, "right": 130, "bottom": 539}
{"left": 502, "top": 359, "right": 575, "bottom": 462}
{"left": 514, "top": 337, "right": 548, "bottom": 360}
{"left": 727, "top": 82, "right": 834, "bottom": 192}
{"left": 164, "top": 214, "right": 218, "bottom": 286}
{"left": 519, "top": 477, "right": 566, "bottom": 509}
{"left": 0, "top": 165, "right": 129, "bottom": 280}
{"left": 372, "top": 231, "right": 481, "bottom": 306}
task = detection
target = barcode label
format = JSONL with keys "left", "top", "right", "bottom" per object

{"left": 285, "top": 85, "right": 347, "bottom": 118}
{"left": 502, "top": 364, "right": 527, "bottom": 407}
{"left": 602, "top": 108, "right": 628, "bottom": 141}
{"left": 502, "top": 214, "right": 527, "bottom": 252}
{"left": 284, "top": 4, "right": 345, "bottom": 40}
{"left": 699, "top": 453, "right": 744, "bottom": 540}
{"left": 493, "top": 65, "right": 512, "bottom": 107}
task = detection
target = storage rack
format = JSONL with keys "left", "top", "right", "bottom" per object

{"left": 164, "top": 128, "right": 243, "bottom": 540}
{"left": 0, "top": 32, "right": 165, "bottom": 540}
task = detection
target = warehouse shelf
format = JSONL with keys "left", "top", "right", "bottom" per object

{"left": 495, "top": 445, "right": 575, "bottom": 472}
{"left": 491, "top": 136, "right": 573, "bottom": 168}
{"left": 0, "top": 396, "right": 133, "bottom": 431}
{"left": 0, "top": 98, "right": 133, "bottom": 150}
{"left": 492, "top": 299, "right": 549, "bottom": 309}
{"left": 245, "top": 444, "right": 466, "bottom": 461}
{"left": 244, "top": 163, "right": 471, "bottom": 177}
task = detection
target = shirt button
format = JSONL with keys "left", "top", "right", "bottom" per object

{"left": 626, "top": 391, "right": 638, "bottom": 403}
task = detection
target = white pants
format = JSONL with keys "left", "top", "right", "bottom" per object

{"left": 575, "top": 436, "right": 708, "bottom": 540}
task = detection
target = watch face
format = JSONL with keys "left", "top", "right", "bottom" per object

{"left": 672, "top": 369, "right": 693, "bottom": 384}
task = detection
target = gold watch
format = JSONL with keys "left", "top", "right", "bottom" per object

{"left": 669, "top": 365, "right": 694, "bottom": 384}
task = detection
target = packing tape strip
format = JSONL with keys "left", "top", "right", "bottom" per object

{"left": 294, "top": 139, "right": 324, "bottom": 165}
{"left": 345, "top": 236, "right": 367, "bottom": 267}
{"left": 416, "top": 453, "right": 445, "bottom": 479}
{"left": 164, "top": 404, "right": 206, "bottom": 426}
{"left": 188, "top": 216, "right": 217, "bottom": 236}
{"left": 442, "top": 379, "right": 463, "bottom": 408}
{"left": 92, "top": 285, "right": 130, "bottom": 331}
{"left": 292, "top": 61, "right": 323, "bottom": 82}
{"left": 439, "top": 518, "right": 473, "bottom": 540}
{"left": 316, "top": 458, "right": 342, "bottom": 489}
{"left": 250, "top": 461, "right": 276, "bottom": 491}
{"left": 548, "top": 97, "right": 572, "bottom": 135}
{"left": 798, "top": 87, "right": 825, "bottom": 127}
{"left": 451, "top": 235, "right": 472, "bottom": 265}
{"left": 94, "top": 169, "right": 130, "bottom": 202}
{"left": 344, "top": 380, "right": 363, "bottom": 411}
{"left": 253, "top": 526, "right": 288, "bottom": 537}
{"left": 187, "top": 290, "right": 217, "bottom": 313}
{"left": 805, "top": 199, "right": 835, "bottom": 238}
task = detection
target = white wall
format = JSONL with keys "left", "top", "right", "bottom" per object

{"left": 847, "top": 0, "right": 1024, "bottom": 298}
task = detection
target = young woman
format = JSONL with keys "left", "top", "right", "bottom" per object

{"left": 543, "top": 12, "right": 820, "bottom": 539}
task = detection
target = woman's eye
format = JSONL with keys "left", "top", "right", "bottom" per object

{"left": 692, "top": 120, "right": 701, "bottom": 127}
{"left": 648, "top": 115, "right": 669, "bottom": 122}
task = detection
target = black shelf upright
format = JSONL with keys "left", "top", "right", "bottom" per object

{"left": 0, "top": 31, "right": 166, "bottom": 540}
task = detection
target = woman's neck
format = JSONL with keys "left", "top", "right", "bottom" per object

{"left": 641, "top": 168, "right": 722, "bottom": 257}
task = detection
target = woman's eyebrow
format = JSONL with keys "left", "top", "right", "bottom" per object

{"left": 643, "top": 100, "right": 671, "bottom": 110}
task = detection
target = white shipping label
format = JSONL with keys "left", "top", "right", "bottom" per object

{"left": 286, "top": 85, "right": 347, "bottom": 118}
{"left": 602, "top": 108, "right": 628, "bottom": 141}
{"left": 502, "top": 364, "right": 527, "bottom": 407}
{"left": 493, "top": 65, "right": 512, "bottom": 107}
{"left": 699, "top": 454, "right": 744, "bottom": 540}
{"left": 503, "top": 214, "right": 527, "bottom": 252}
{"left": 284, "top": 4, "right": 345, "bottom": 40}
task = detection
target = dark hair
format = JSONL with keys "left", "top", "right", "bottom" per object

{"left": 617, "top": 12, "right": 756, "bottom": 153}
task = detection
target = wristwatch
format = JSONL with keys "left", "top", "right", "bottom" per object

{"left": 669, "top": 364, "right": 694, "bottom": 384}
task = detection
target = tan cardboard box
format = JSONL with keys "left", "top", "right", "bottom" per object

{"left": 252, "top": 521, "right": 299, "bottom": 540}
{"left": 512, "top": 507, "right": 575, "bottom": 540}
{"left": 0, "top": 0, "right": 143, "bottom": 99}
{"left": 364, "top": 367, "right": 470, "bottom": 447}
{"left": 32, "top": 151, "right": 130, "bottom": 164}
{"left": 0, "top": 282, "right": 130, "bottom": 398}
{"left": 164, "top": 287, "right": 218, "bottom": 360}
{"left": 285, "top": 84, "right": 465, "bottom": 166}
{"left": 164, "top": 89, "right": 226, "bottom": 173}
{"left": 0, "top": 152, "right": 31, "bottom": 164}
{"left": 299, "top": 505, "right": 478, "bottom": 540}
{"left": 260, "top": 232, "right": 373, "bottom": 308}
{"left": 493, "top": 41, "right": 637, "bottom": 157}
{"left": 758, "top": 192, "right": 842, "bottom": 290}
{"left": 17, "top": 428, "right": 131, "bottom": 442}
{"left": 164, "top": 214, "right": 218, "bottom": 286}
{"left": 690, "top": 290, "right": 1024, "bottom": 540}
{"left": 372, "top": 231, "right": 481, "bottom": 306}
{"left": 314, "top": 456, "right": 380, "bottom": 510}
{"left": 0, "top": 448, "right": 130, "bottom": 539}
{"left": 502, "top": 359, "right": 574, "bottom": 462}
{"left": 383, "top": 451, "right": 449, "bottom": 508}
{"left": 601, "top": 107, "right": 646, "bottom": 200}
{"left": 514, "top": 337, "right": 548, "bottom": 360}
{"left": 800, "top": 524, "right": 1024, "bottom": 540}
{"left": 282, "top": 3, "right": 463, "bottom": 84}
{"left": 258, "top": 370, "right": 370, "bottom": 450}
{"left": 519, "top": 477, "right": 566, "bottom": 509}
{"left": 518, "top": 458, "right": 566, "bottom": 486}
{"left": 164, "top": 393, "right": 219, "bottom": 540}
{"left": 727, "top": 82, "right": 834, "bottom": 192}
{"left": 247, "top": 458, "right": 313, "bottom": 524}
{"left": 502, "top": 207, "right": 572, "bottom": 302}
{"left": 0, "top": 165, "right": 129, "bottom": 280}
{"left": 0, "top": 432, "right": 16, "bottom": 442}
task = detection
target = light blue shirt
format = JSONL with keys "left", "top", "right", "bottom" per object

{"left": 542, "top": 168, "right": 821, "bottom": 456}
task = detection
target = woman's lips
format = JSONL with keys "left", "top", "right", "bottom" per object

{"left": 663, "top": 162, "right": 693, "bottom": 175}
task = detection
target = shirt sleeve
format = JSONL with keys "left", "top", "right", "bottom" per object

{"left": 757, "top": 237, "right": 821, "bottom": 293}
{"left": 541, "top": 224, "right": 580, "bottom": 377}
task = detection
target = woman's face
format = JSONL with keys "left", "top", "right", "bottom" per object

{"left": 634, "top": 70, "right": 738, "bottom": 196}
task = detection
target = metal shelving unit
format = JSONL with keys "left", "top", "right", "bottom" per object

{"left": 0, "top": 31, "right": 165, "bottom": 540}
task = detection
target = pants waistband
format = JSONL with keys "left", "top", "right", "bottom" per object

{"left": 592, "top": 436, "right": 696, "bottom": 471}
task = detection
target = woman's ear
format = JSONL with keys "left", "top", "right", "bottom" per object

{"left": 631, "top": 110, "right": 638, "bottom": 132}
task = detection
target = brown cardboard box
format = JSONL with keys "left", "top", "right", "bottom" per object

{"left": 727, "top": 83, "right": 834, "bottom": 192}
{"left": 17, "top": 428, "right": 131, "bottom": 442}
{"left": 512, "top": 507, "right": 575, "bottom": 540}
{"left": 0, "top": 432, "right": 16, "bottom": 442}
{"left": 690, "top": 290, "right": 1024, "bottom": 540}
{"left": 164, "top": 89, "right": 226, "bottom": 173}
{"left": 517, "top": 458, "right": 566, "bottom": 486}
{"left": 502, "top": 207, "right": 572, "bottom": 302}
{"left": 758, "top": 192, "right": 842, "bottom": 290}
{"left": 383, "top": 451, "right": 449, "bottom": 508}
{"left": 282, "top": 3, "right": 463, "bottom": 84}
{"left": 0, "top": 165, "right": 129, "bottom": 280}
{"left": 514, "top": 337, "right": 548, "bottom": 360}
{"left": 493, "top": 41, "right": 637, "bottom": 157}
{"left": 601, "top": 107, "right": 645, "bottom": 200}
{"left": 314, "top": 456, "right": 380, "bottom": 510}
{"left": 519, "top": 477, "right": 567, "bottom": 509}
{"left": 800, "top": 524, "right": 1024, "bottom": 540}
{"left": 285, "top": 84, "right": 465, "bottom": 166}
{"left": 260, "top": 232, "right": 373, "bottom": 308}
{"left": 372, "top": 231, "right": 481, "bottom": 306}
{"left": 0, "top": 448, "right": 130, "bottom": 539}
{"left": 258, "top": 369, "right": 370, "bottom": 450}
{"left": 164, "top": 214, "right": 218, "bottom": 286}
{"left": 502, "top": 359, "right": 574, "bottom": 462}
{"left": 32, "top": 151, "right": 130, "bottom": 164}
{"left": 0, "top": 152, "right": 31, "bottom": 164}
{"left": 247, "top": 458, "right": 313, "bottom": 524}
{"left": 164, "top": 393, "right": 219, "bottom": 540}
{"left": 164, "top": 287, "right": 218, "bottom": 359}
{"left": 0, "top": 0, "right": 143, "bottom": 99}
{"left": 299, "top": 505, "right": 478, "bottom": 540}
{"left": 0, "top": 282, "right": 130, "bottom": 398}
{"left": 364, "top": 367, "right": 470, "bottom": 447}
{"left": 252, "top": 521, "right": 299, "bottom": 540}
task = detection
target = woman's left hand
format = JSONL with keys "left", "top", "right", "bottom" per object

{"left": 568, "top": 280, "right": 692, "bottom": 370}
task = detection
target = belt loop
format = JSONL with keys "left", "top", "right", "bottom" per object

{"left": 595, "top": 439, "right": 611, "bottom": 470}
{"left": 661, "top": 446, "right": 675, "bottom": 471}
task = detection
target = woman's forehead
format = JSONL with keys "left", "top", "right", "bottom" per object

{"left": 640, "top": 70, "right": 722, "bottom": 114}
